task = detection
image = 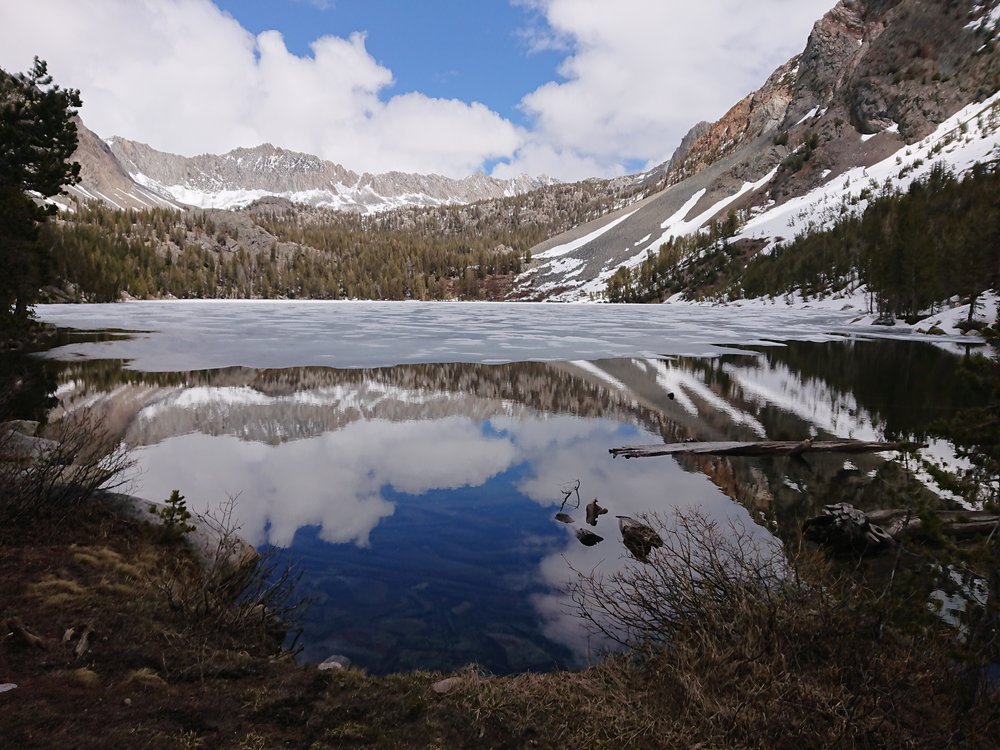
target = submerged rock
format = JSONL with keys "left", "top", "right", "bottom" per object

{"left": 617, "top": 516, "right": 664, "bottom": 562}
{"left": 586, "top": 499, "right": 608, "bottom": 526}
{"left": 575, "top": 528, "right": 604, "bottom": 546}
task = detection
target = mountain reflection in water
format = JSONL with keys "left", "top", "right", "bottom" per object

{"left": 45, "top": 340, "right": 982, "bottom": 674}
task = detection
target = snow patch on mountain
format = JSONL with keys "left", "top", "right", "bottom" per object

{"left": 737, "top": 92, "right": 1000, "bottom": 253}
{"left": 521, "top": 92, "right": 1000, "bottom": 304}
{"left": 535, "top": 209, "right": 641, "bottom": 260}
{"left": 111, "top": 139, "right": 554, "bottom": 214}
{"left": 647, "top": 168, "right": 777, "bottom": 257}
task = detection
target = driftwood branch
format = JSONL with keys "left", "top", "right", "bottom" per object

{"left": 804, "top": 503, "right": 1000, "bottom": 557}
{"left": 867, "top": 508, "right": 1000, "bottom": 541}
{"left": 610, "top": 439, "right": 921, "bottom": 459}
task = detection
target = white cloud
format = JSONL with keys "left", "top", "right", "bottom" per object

{"left": 502, "top": 0, "right": 838, "bottom": 177}
{"left": 133, "top": 416, "right": 519, "bottom": 547}
{"left": 0, "top": 0, "right": 521, "bottom": 177}
{"left": 0, "top": 0, "right": 837, "bottom": 180}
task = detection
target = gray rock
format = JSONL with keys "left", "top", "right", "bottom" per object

{"left": 802, "top": 502, "right": 894, "bottom": 555}
{"left": 431, "top": 676, "right": 464, "bottom": 695}
{"left": 1, "top": 430, "right": 59, "bottom": 461}
{"left": 1, "top": 420, "right": 38, "bottom": 437}
{"left": 318, "top": 654, "right": 352, "bottom": 671}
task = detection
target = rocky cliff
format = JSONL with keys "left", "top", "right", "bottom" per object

{"left": 518, "top": 0, "right": 1000, "bottom": 301}
{"left": 58, "top": 119, "right": 184, "bottom": 211}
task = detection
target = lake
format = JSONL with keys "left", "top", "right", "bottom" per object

{"left": 28, "top": 300, "right": 987, "bottom": 673}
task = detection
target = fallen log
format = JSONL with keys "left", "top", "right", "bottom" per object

{"left": 4, "top": 618, "right": 46, "bottom": 650}
{"left": 610, "top": 439, "right": 921, "bottom": 459}
{"left": 805, "top": 504, "right": 1000, "bottom": 556}
{"left": 867, "top": 508, "right": 1000, "bottom": 541}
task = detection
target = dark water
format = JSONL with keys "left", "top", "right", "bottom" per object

{"left": 15, "top": 320, "right": 988, "bottom": 674}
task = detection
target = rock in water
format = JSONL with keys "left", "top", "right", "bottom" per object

{"left": 318, "top": 654, "right": 352, "bottom": 671}
{"left": 617, "top": 515, "right": 664, "bottom": 562}
{"left": 575, "top": 528, "right": 604, "bottom": 546}
{"left": 586, "top": 499, "right": 608, "bottom": 526}
{"left": 802, "top": 502, "right": 894, "bottom": 556}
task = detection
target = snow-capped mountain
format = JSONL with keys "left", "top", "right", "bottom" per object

{"left": 60, "top": 119, "right": 554, "bottom": 214}
{"left": 102, "top": 137, "right": 553, "bottom": 213}
{"left": 517, "top": 0, "right": 1000, "bottom": 301}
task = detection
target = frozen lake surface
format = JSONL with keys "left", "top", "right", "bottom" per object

{"left": 35, "top": 299, "right": 886, "bottom": 371}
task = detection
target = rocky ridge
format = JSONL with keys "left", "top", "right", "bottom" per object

{"left": 105, "top": 137, "right": 554, "bottom": 213}
{"left": 58, "top": 119, "right": 184, "bottom": 211}
{"left": 517, "top": 0, "right": 1000, "bottom": 301}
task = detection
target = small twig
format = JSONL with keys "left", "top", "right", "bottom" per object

{"left": 559, "top": 479, "right": 582, "bottom": 512}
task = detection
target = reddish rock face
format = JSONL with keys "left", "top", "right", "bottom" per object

{"left": 664, "top": 0, "right": 1000, "bottom": 198}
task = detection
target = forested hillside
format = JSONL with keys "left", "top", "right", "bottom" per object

{"left": 46, "top": 202, "right": 525, "bottom": 301}
{"left": 45, "top": 173, "right": 647, "bottom": 302}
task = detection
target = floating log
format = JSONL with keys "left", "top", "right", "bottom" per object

{"left": 804, "top": 504, "right": 1000, "bottom": 556}
{"left": 610, "top": 439, "right": 921, "bottom": 459}
{"left": 867, "top": 508, "right": 1000, "bottom": 541}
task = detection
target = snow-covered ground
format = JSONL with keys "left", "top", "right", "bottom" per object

{"left": 691, "top": 286, "right": 999, "bottom": 348}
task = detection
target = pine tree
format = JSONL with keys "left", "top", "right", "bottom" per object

{"left": 0, "top": 58, "right": 81, "bottom": 317}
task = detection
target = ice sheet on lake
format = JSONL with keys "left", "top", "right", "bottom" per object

{"left": 35, "top": 299, "right": 870, "bottom": 372}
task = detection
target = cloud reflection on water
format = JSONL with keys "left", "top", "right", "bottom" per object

{"left": 499, "top": 414, "right": 770, "bottom": 655}
{"left": 134, "top": 415, "right": 519, "bottom": 547}
{"left": 132, "top": 400, "right": 760, "bottom": 662}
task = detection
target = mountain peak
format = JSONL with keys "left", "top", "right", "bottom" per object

{"left": 70, "top": 134, "right": 555, "bottom": 213}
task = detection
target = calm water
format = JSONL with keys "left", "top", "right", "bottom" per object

{"left": 28, "top": 301, "right": 987, "bottom": 673}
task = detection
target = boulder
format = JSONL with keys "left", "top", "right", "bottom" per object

{"left": 318, "top": 654, "right": 352, "bottom": 671}
{"left": 802, "top": 502, "right": 894, "bottom": 555}
{"left": 1, "top": 430, "right": 59, "bottom": 462}
{"left": 431, "top": 676, "right": 465, "bottom": 695}
{"left": 1, "top": 420, "right": 39, "bottom": 437}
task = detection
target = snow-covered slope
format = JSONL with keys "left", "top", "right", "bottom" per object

{"left": 54, "top": 118, "right": 186, "bottom": 211}
{"left": 516, "top": 0, "right": 1000, "bottom": 301}
{"left": 735, "top": 93, "right": 1000, "bottom": 253}
{"left": 106, "top": 138, "right": 554, "bottom": 213}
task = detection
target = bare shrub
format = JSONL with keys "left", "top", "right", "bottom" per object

{"left": 569, "top": 510, "right": 791, "bottom": 649}
{"left": 154, "top": 495, "right": 307, "bottom": 652}
{"left": 0, "top": 408, "right": 133, "bottom": 527}
{"left": 548, "top": 508, "right": 1000, "bottom": 748}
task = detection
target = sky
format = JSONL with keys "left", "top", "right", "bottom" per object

{"left": 0, "top": 0, "right": 837, "bottom": 180}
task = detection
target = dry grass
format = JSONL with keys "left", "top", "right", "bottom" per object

{"left": 69, "top": 667, "right": 100, "bottom": 688}
{"left": 26, "top": 575, "right": 87, "bottom": 608}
